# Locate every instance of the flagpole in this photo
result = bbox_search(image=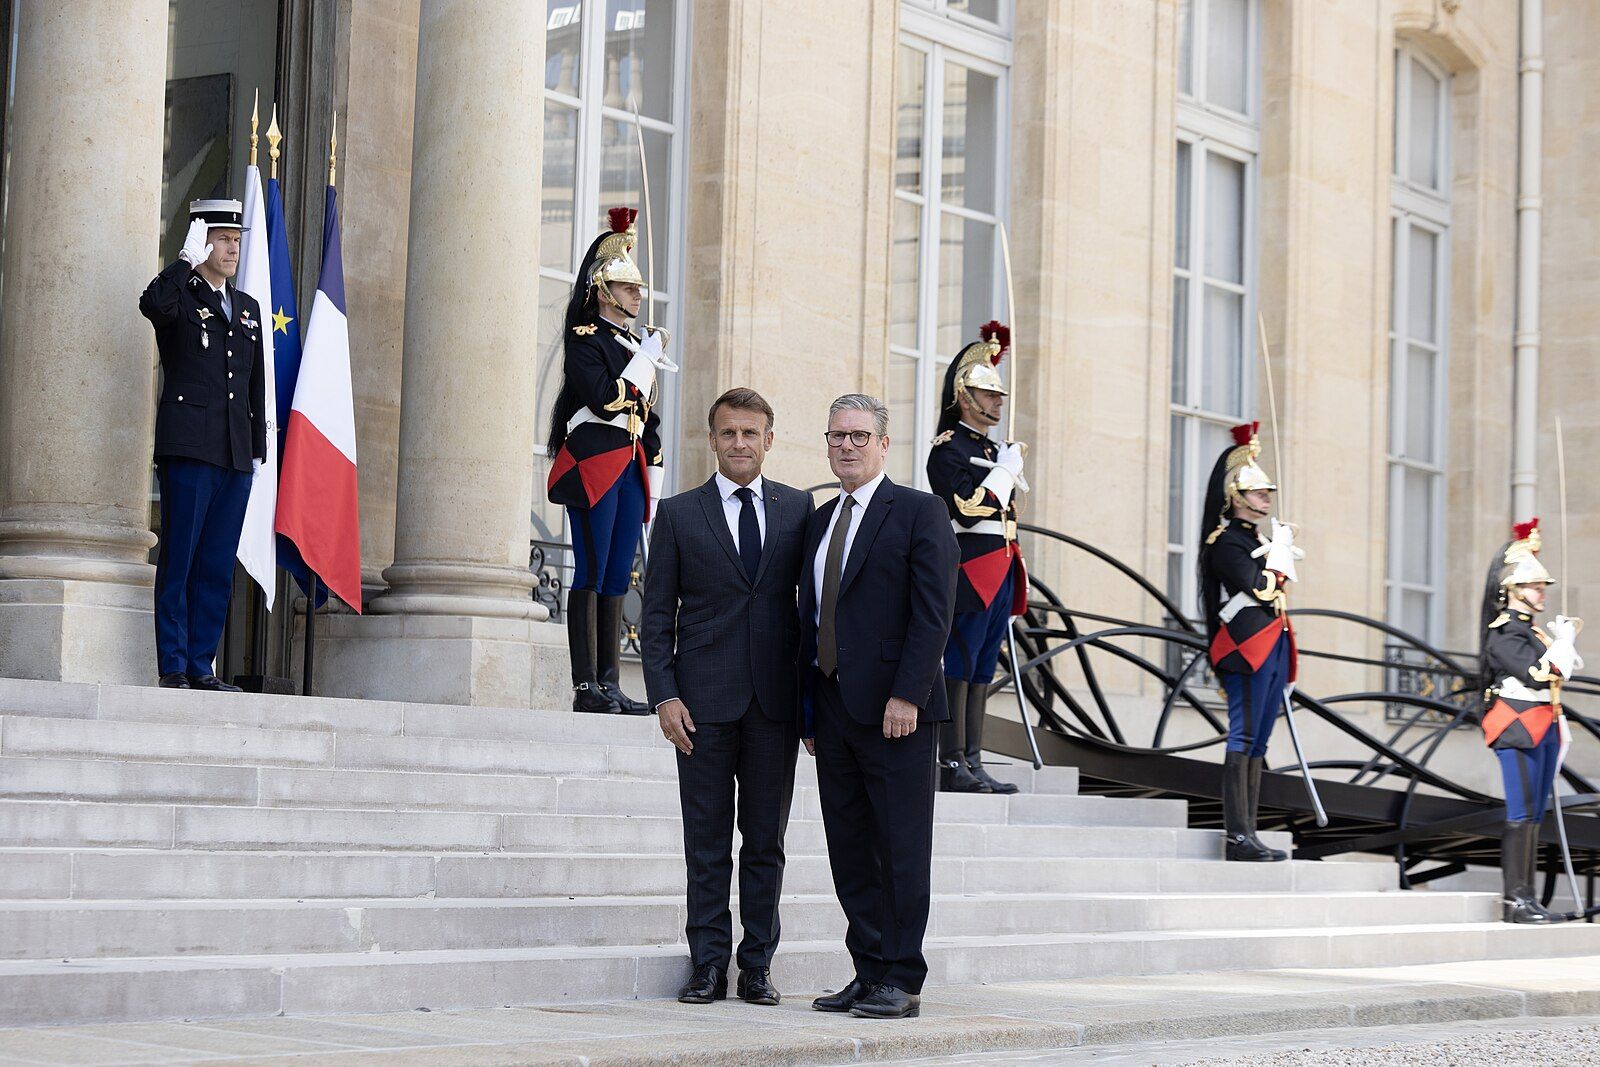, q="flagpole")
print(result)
[247,90,270,685]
